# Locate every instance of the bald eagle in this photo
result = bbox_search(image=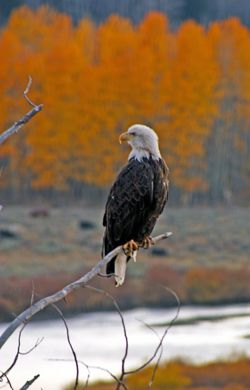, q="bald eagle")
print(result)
[102,124,169,286]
